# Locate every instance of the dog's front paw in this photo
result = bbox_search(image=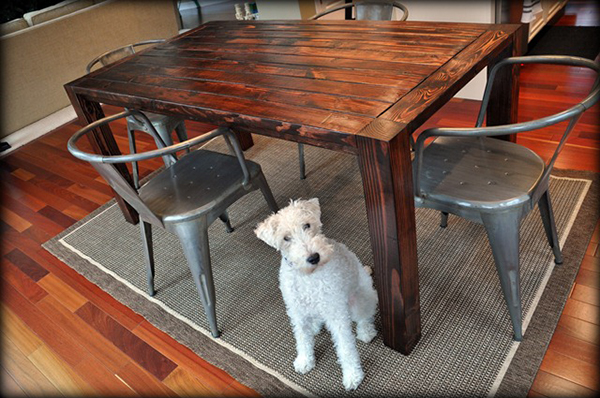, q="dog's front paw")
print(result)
[294,355,315,374]
[342,367,364,391]
[356,321,377,343]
